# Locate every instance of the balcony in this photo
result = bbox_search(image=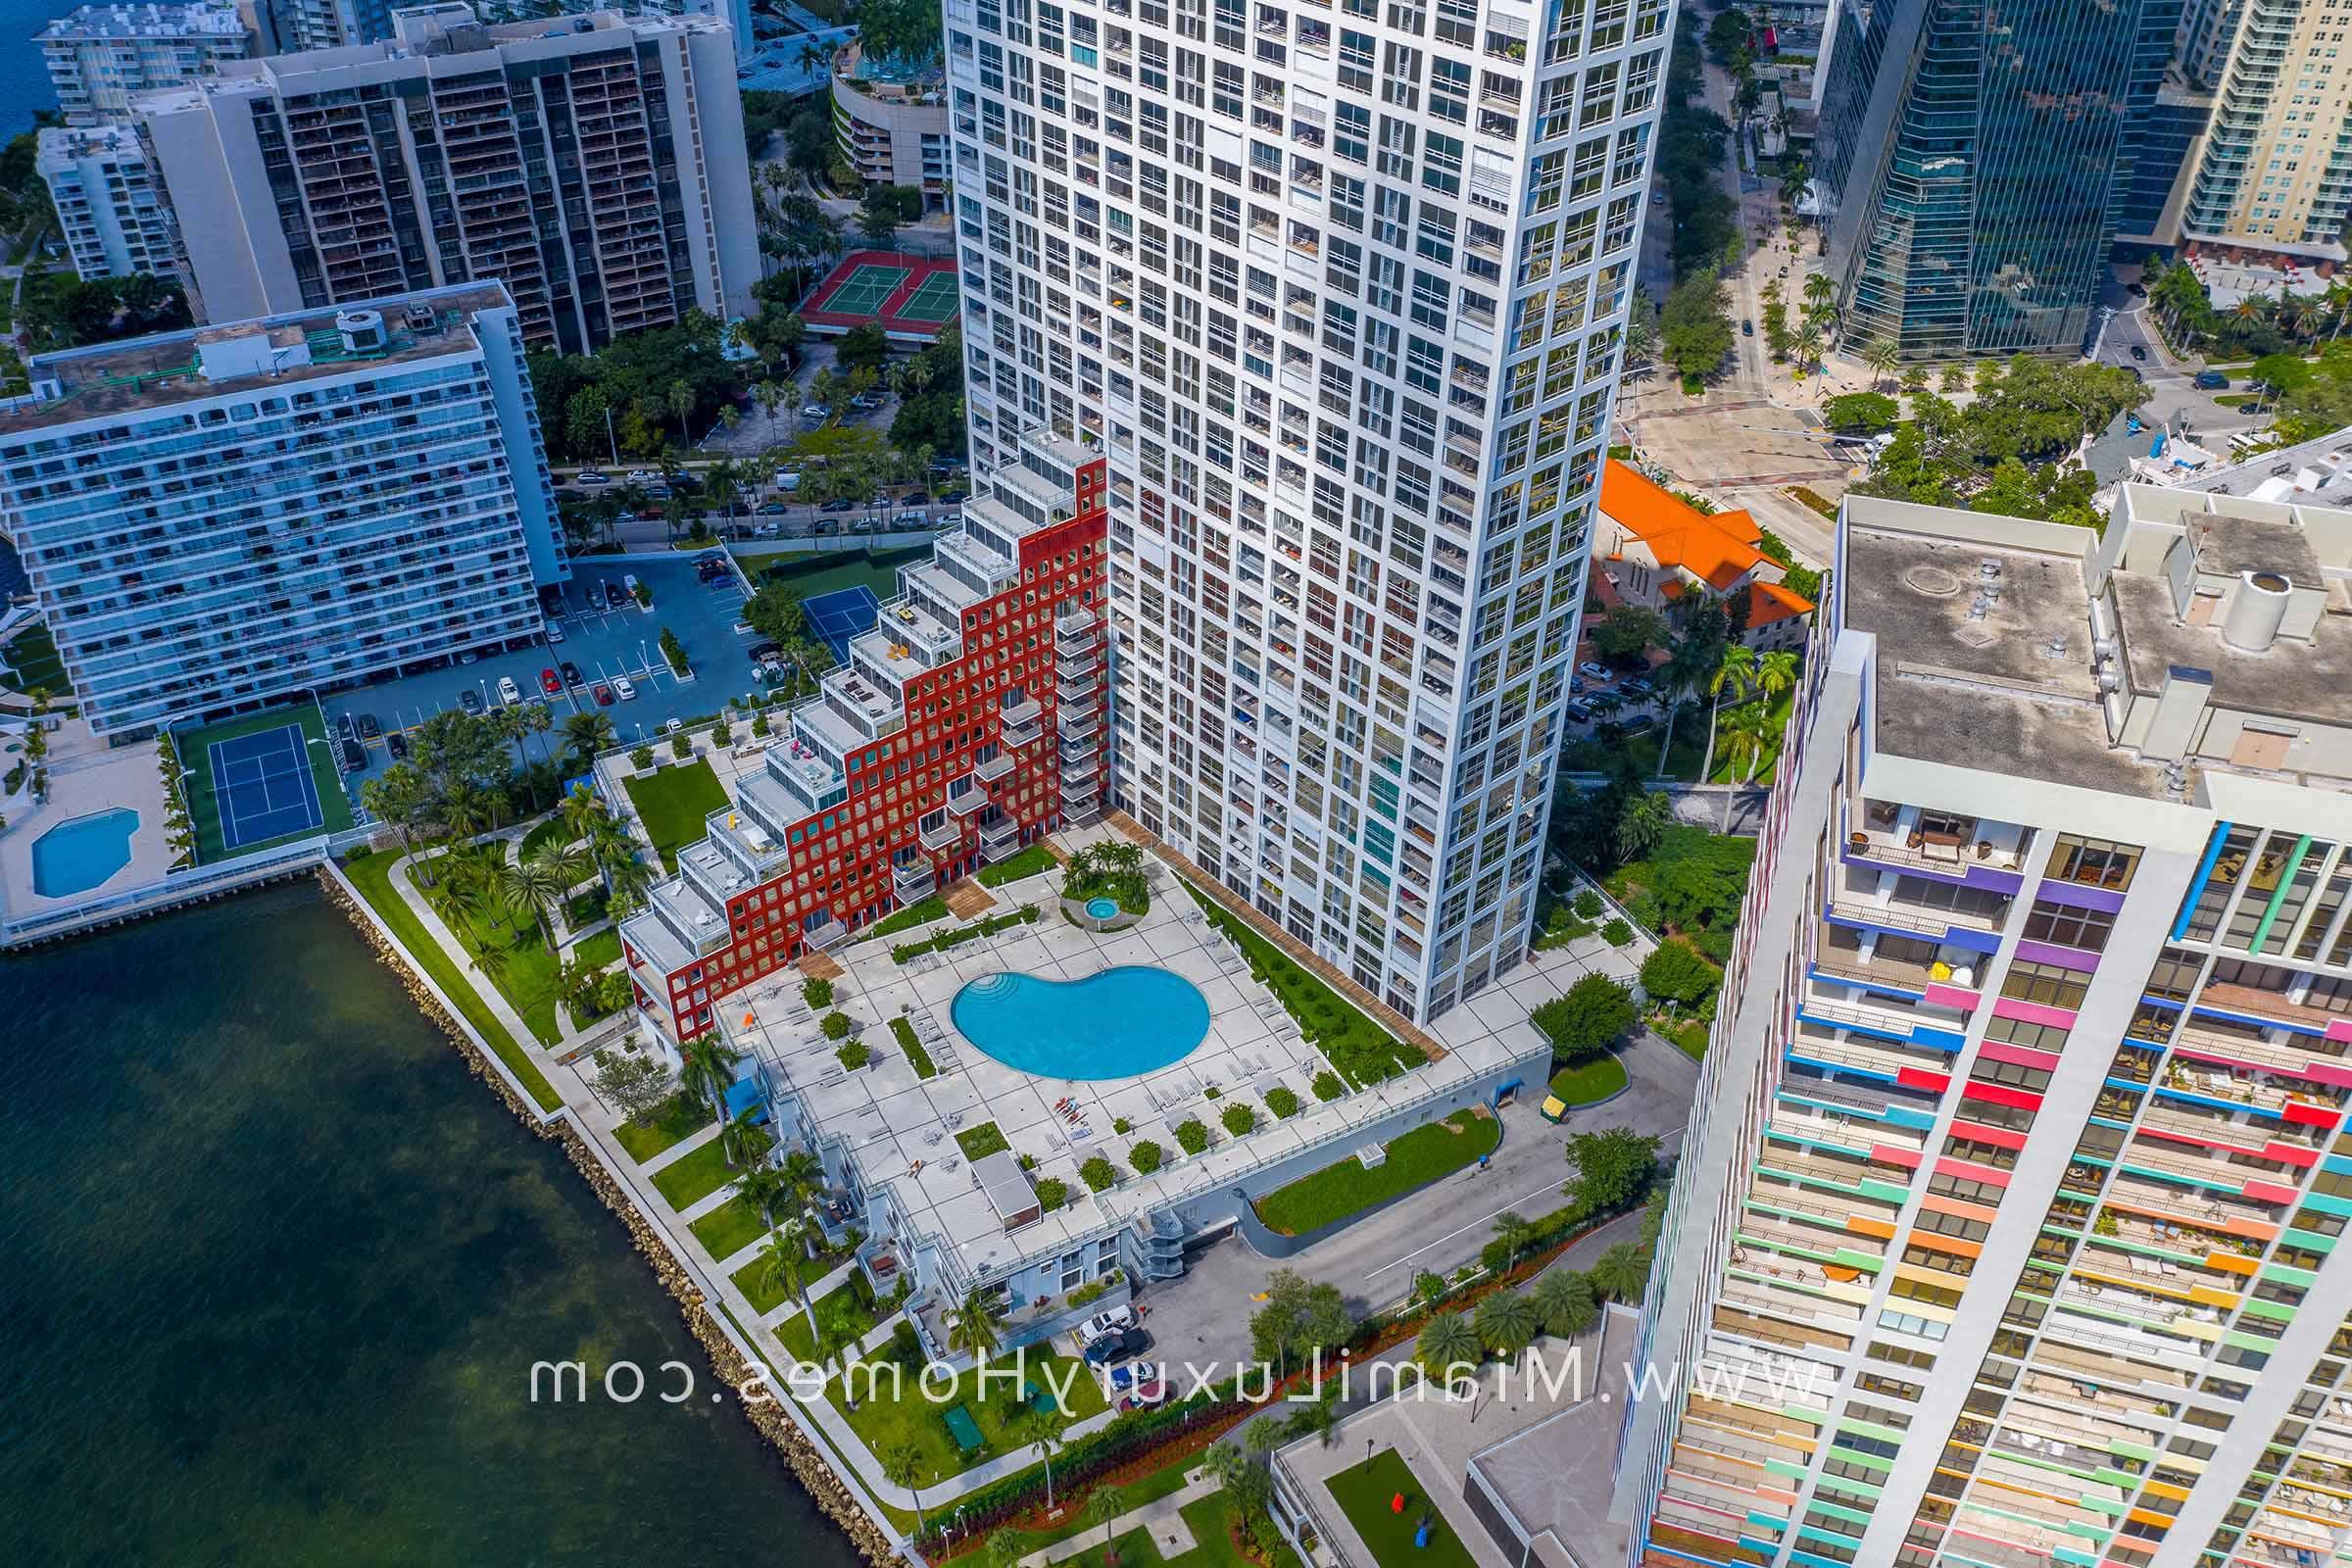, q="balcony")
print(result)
[946,779,988,816]
[893,859,937,899]
[979,816,1021,851]
[1000,695,1043,728]
[919,816,962,851]
[973,750,1014,783]
[804,914,850,951]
